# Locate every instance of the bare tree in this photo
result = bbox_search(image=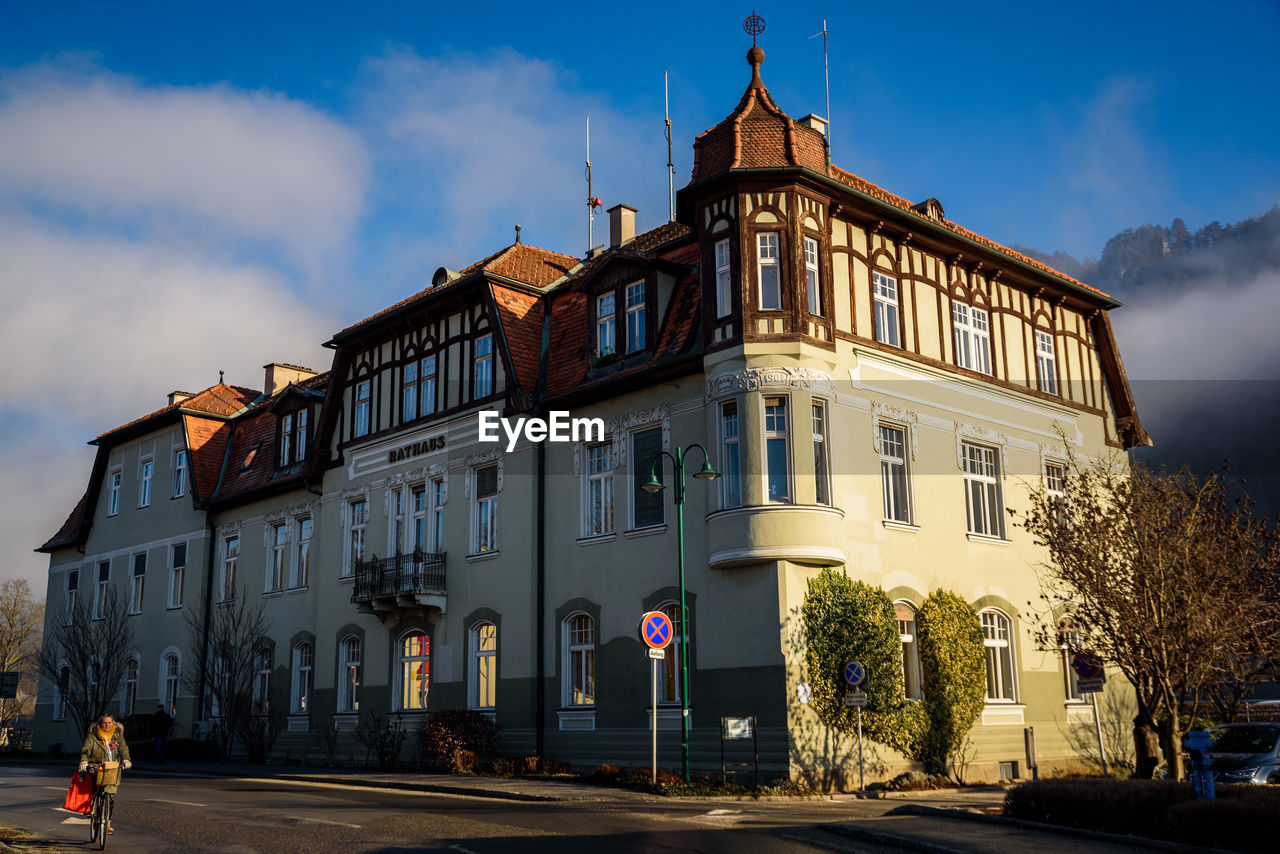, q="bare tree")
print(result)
[1017,454,1280,781]
[37,585,136,739]
[0,579,45,736]
[183,593,270,760]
